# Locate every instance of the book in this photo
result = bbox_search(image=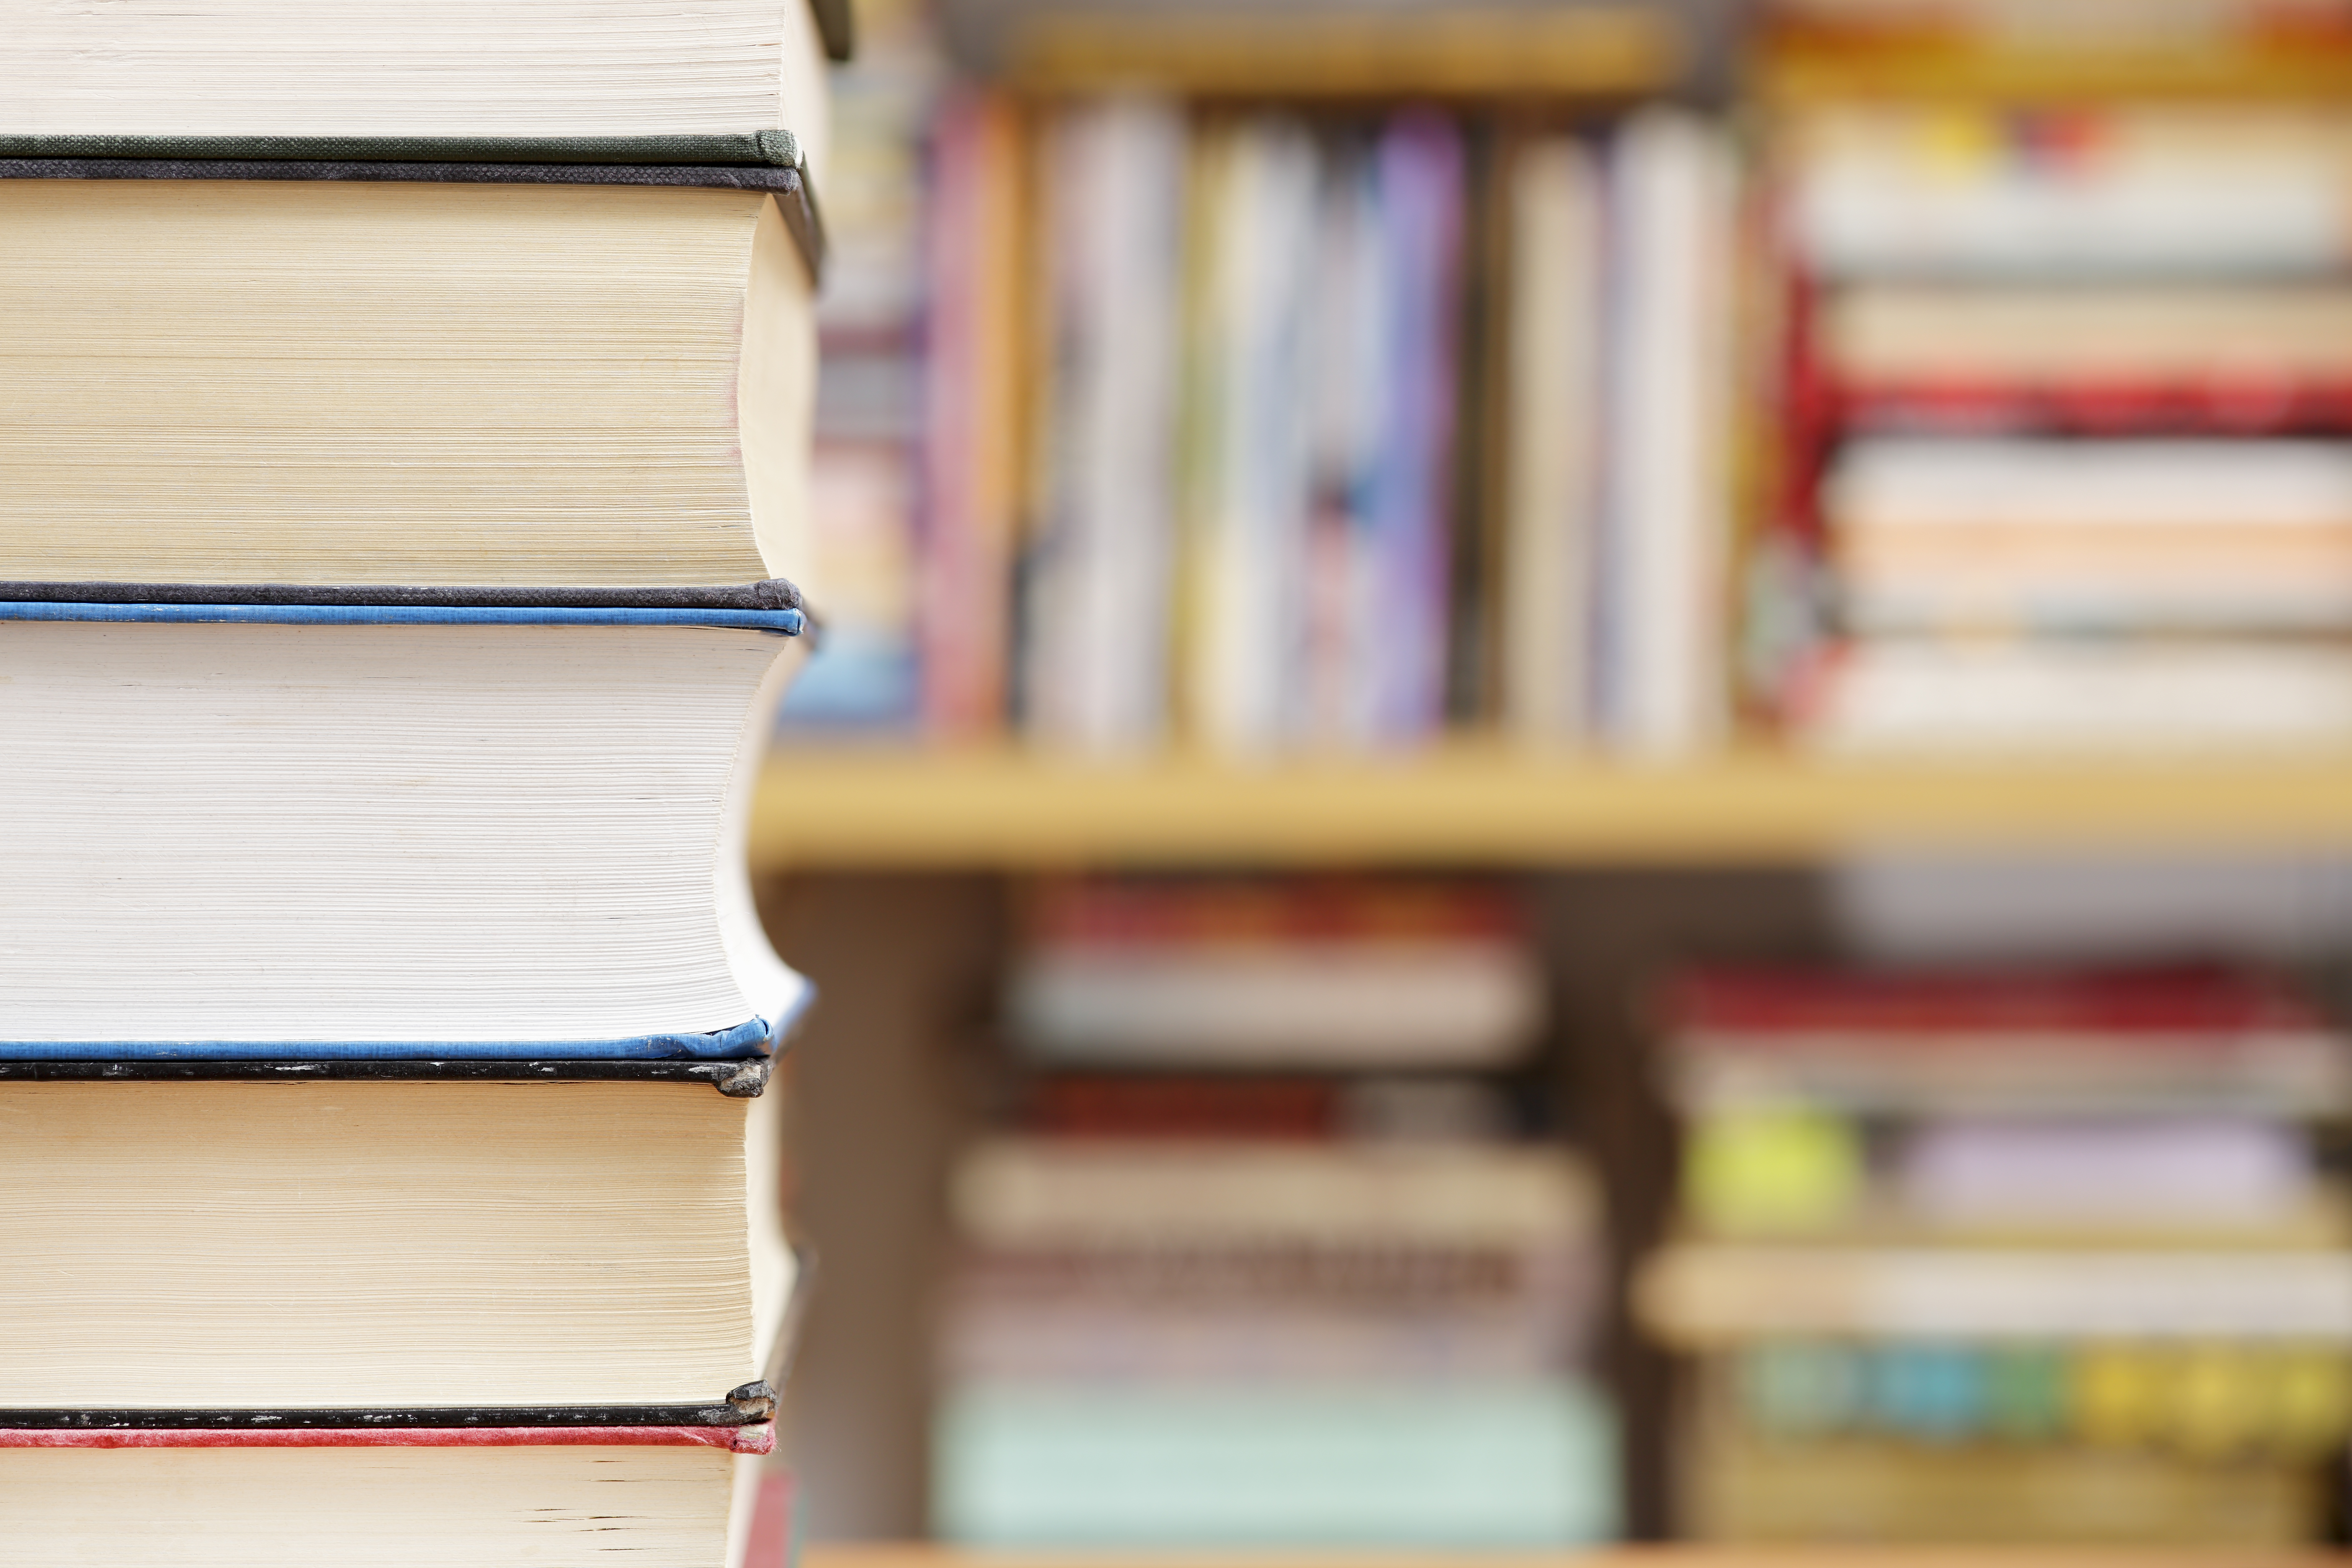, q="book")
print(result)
[1784,104,2352,280]
[0,0,835,189]
[1597,108,1736,756]
[1639,1242,2352,1343]
[0,1424,779,1565]
[1662,964,2352,1115]
[1011,1070,1517,1142]
[1006,878,1544,1068]
[1020,96,1186,752]
[1792,638,2352,752]
[1501,134,1605,745]
[933,1377,1618,1545]
[0,605,806,1055]
[1684,1103,2352,1243]
[1893,1116,2318,1231]
[953,1137,1595,1250]
[1821,282,2352,435]
[1186,114,1322,755]
[1825,437,2352,632]
[0,176,815,590]
[740,1465,800,1568]
[918,88,1026,738]
[1356,111,1469,747]
[941,1235,1594,1382]
[0,1071,797,1416]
